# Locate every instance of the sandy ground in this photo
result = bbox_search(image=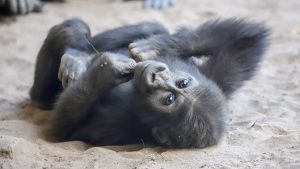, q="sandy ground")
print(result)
[0,0,299,168]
